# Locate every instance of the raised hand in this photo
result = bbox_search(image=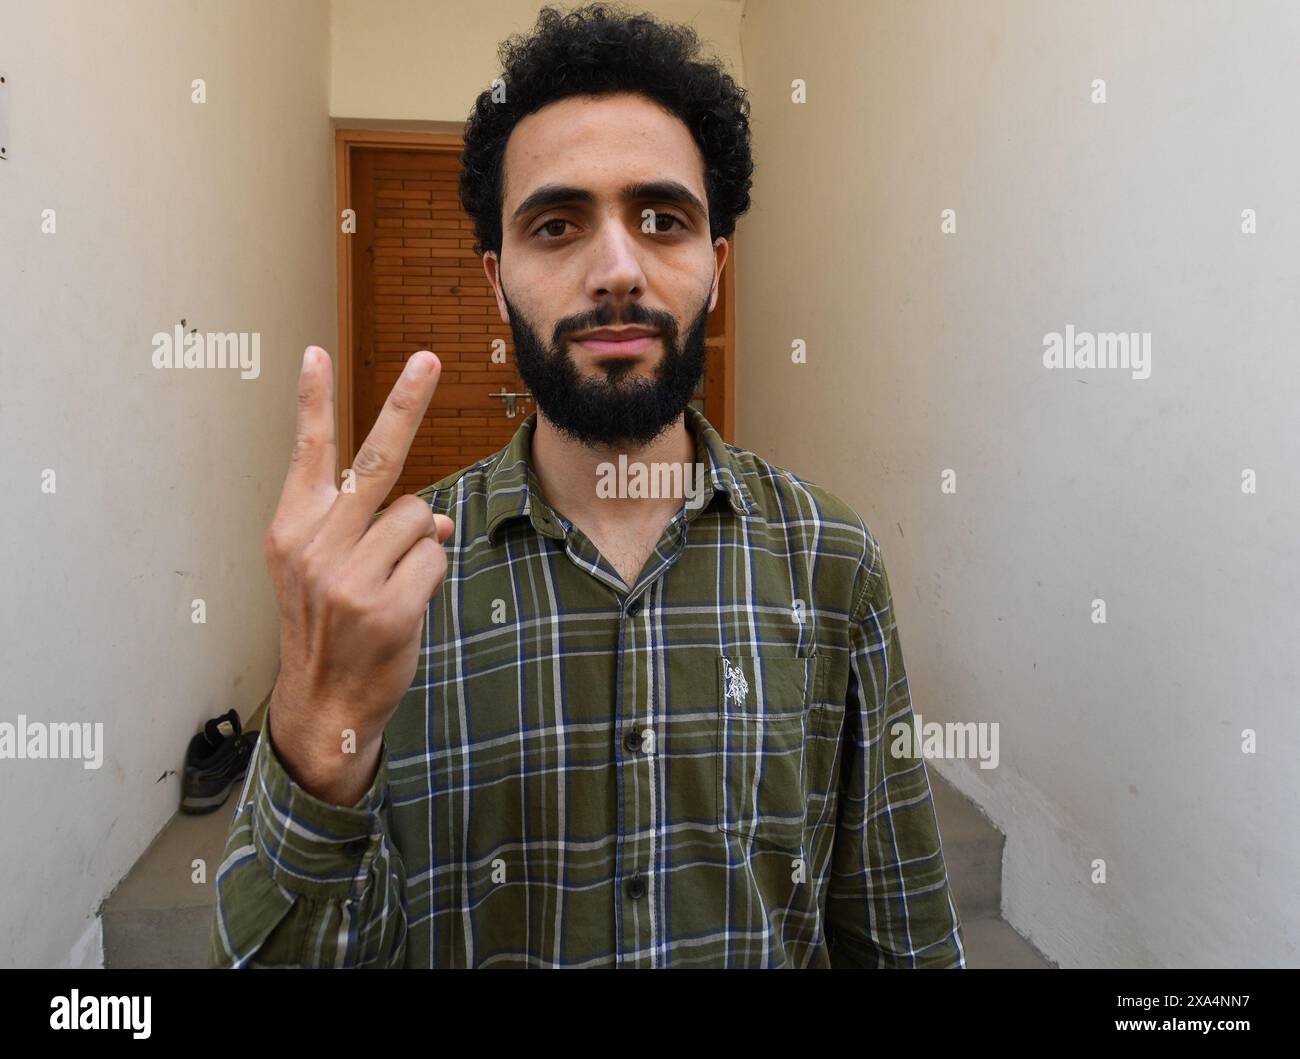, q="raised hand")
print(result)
[262,346,453,805]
